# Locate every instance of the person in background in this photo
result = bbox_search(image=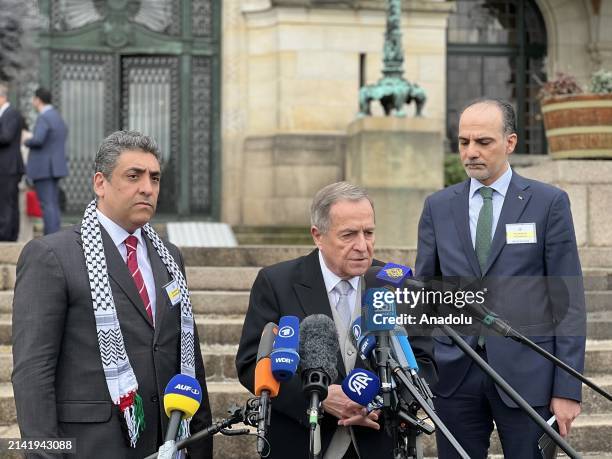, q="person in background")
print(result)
[23,87,68,235]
